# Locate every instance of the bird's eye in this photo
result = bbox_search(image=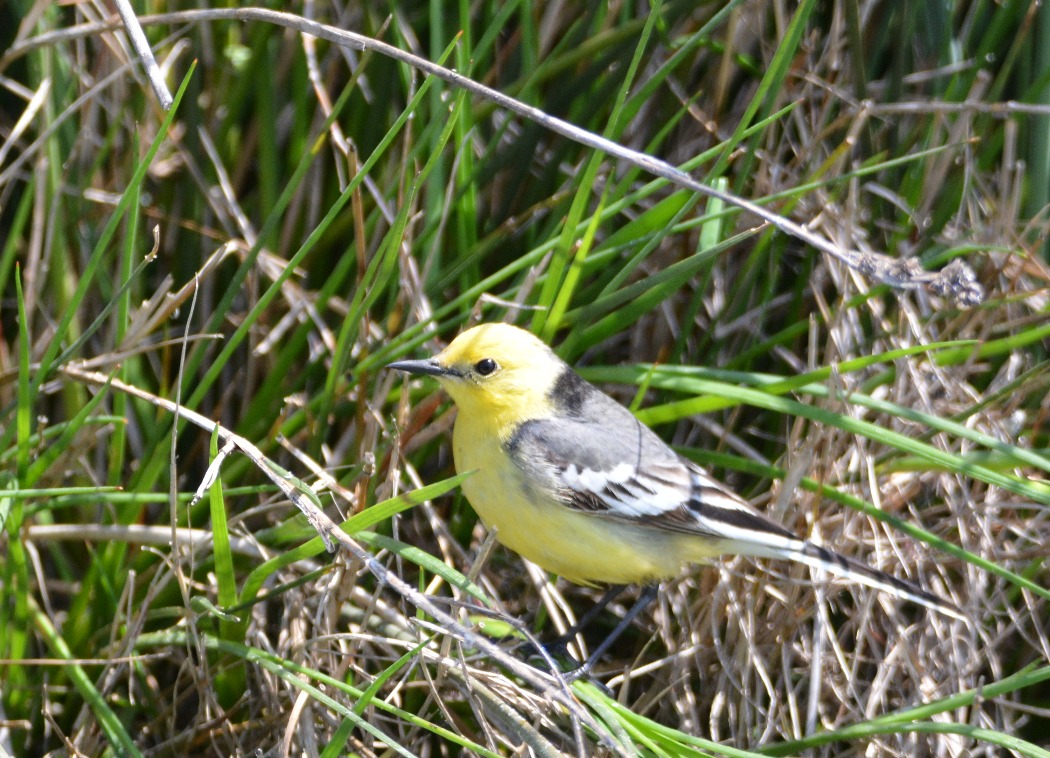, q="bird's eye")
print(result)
[474,358,498,376]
